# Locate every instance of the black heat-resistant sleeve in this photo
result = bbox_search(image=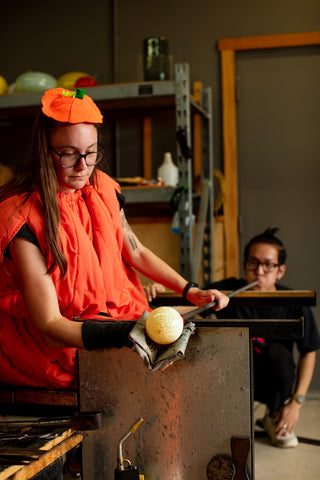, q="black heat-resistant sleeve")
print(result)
[82,321,135,351]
